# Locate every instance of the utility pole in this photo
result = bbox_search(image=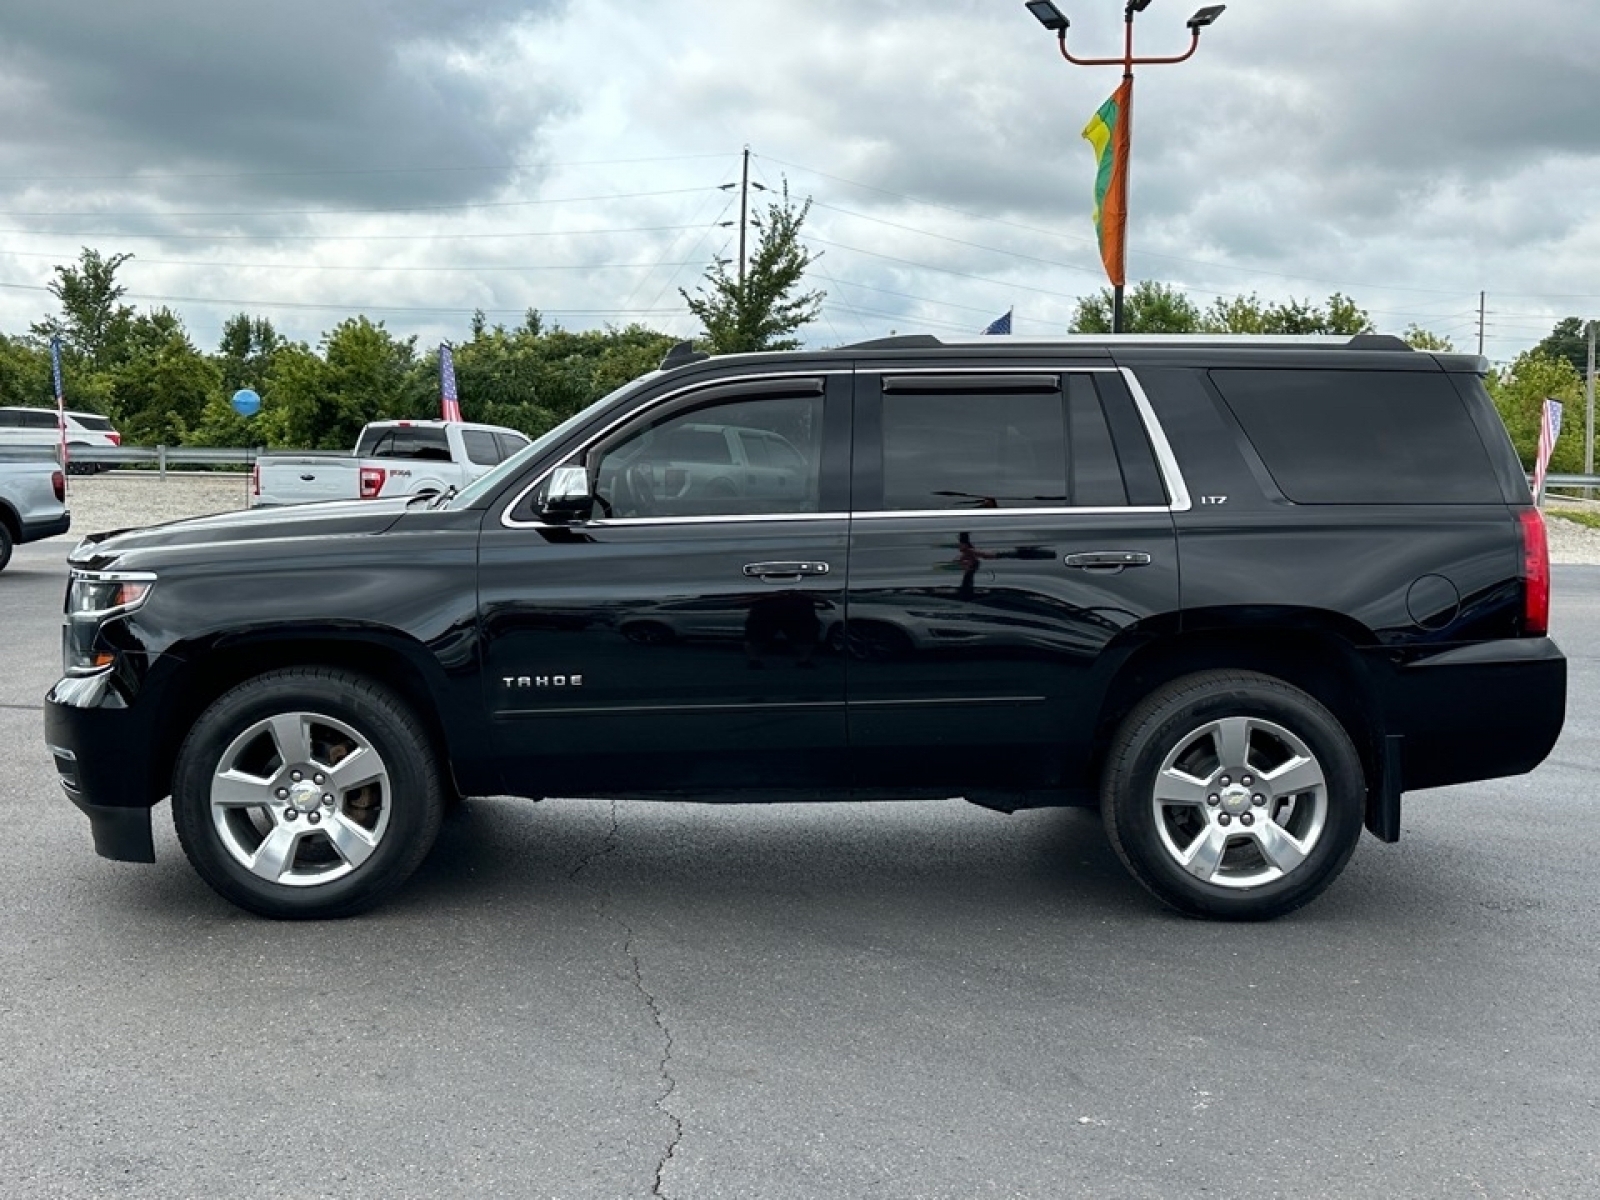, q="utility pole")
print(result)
[738,147,750,291]
[718,146,768,295]
[1586,319,1595,478]
[1478,291,1486,357]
